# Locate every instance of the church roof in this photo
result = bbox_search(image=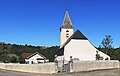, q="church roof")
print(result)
[56,29,88,56]
[72,30,88,39]
[56,47,64,56]
[61,29,88,48]
[61,10,73,29]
